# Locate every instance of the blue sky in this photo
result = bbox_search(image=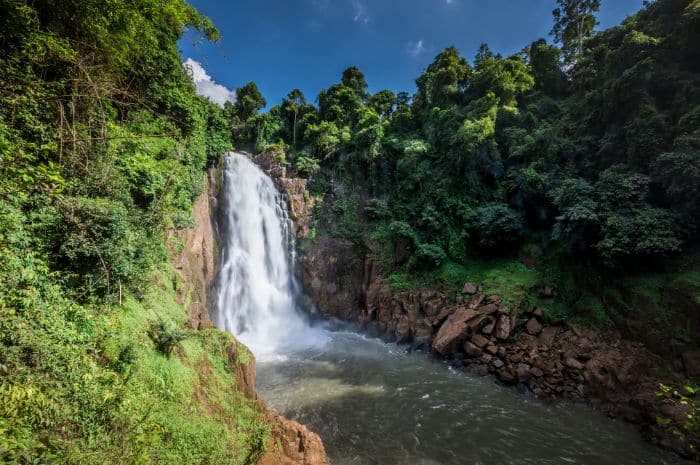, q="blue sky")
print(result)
[179,0,644,108]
